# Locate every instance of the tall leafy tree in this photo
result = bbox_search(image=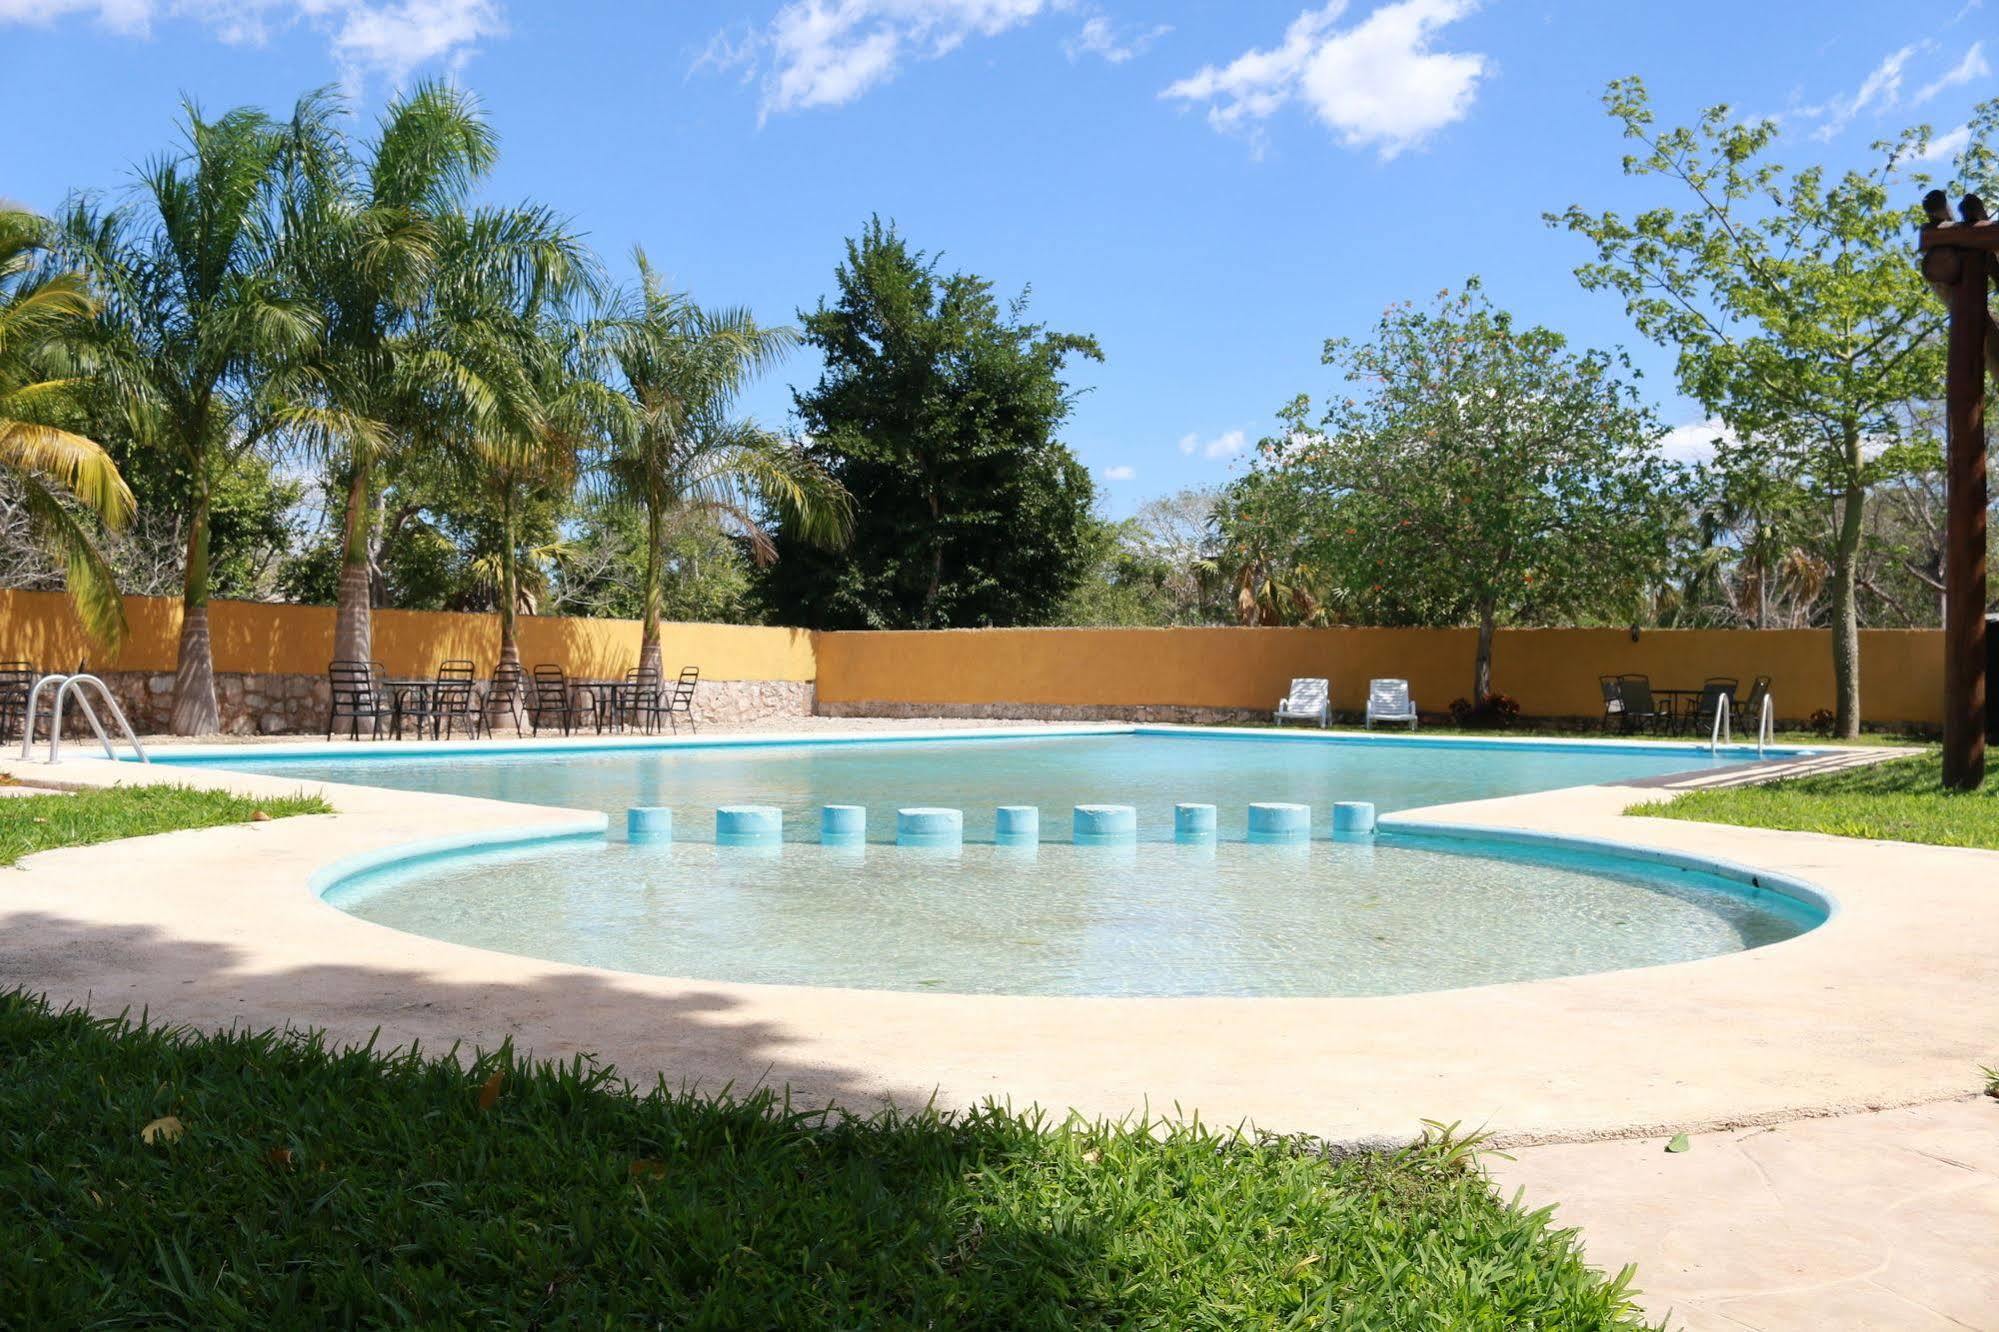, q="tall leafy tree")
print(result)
[763,220,1100,629]
[0,208,134,647]
[1258,283,1676,702]
[1551,80,1995,737]
[599,251,848,675]
[61,99,317,733]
